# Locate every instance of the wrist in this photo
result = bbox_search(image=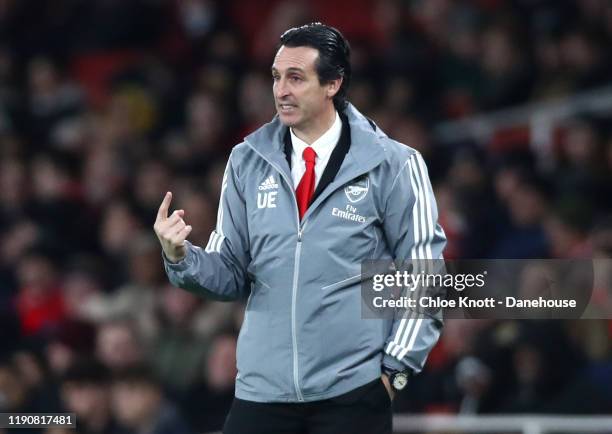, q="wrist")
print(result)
[382,367,413,393]
[163,249,186,264]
